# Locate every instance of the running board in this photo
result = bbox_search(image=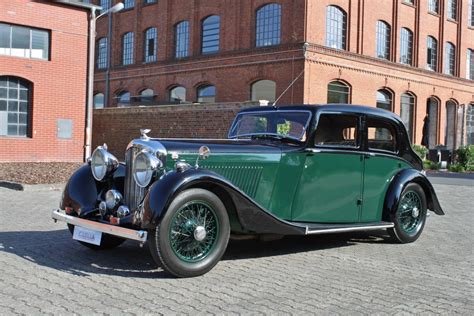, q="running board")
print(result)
[294,222,394,235]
